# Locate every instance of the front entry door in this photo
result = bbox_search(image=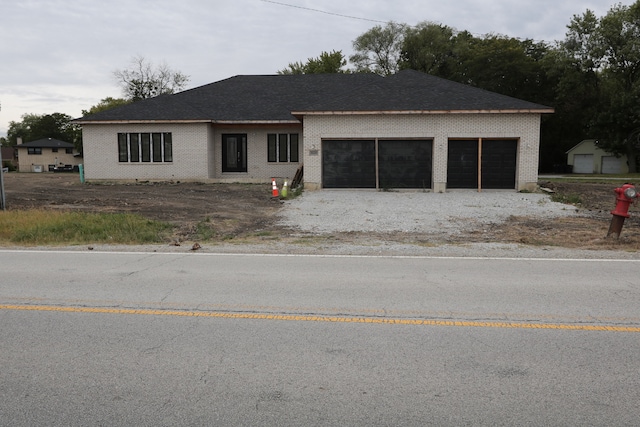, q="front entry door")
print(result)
[222,134,247,172]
